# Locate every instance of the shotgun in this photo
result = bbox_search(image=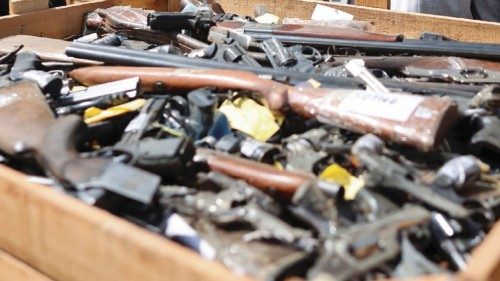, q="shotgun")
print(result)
[213,21,403,43]
[0,82,160,204]
[69,66,459,151]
